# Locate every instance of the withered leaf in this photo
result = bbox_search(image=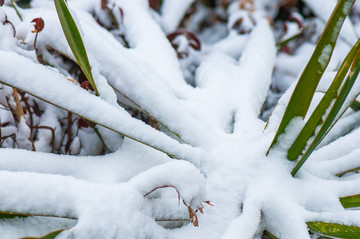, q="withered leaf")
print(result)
[31,18,45,33]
